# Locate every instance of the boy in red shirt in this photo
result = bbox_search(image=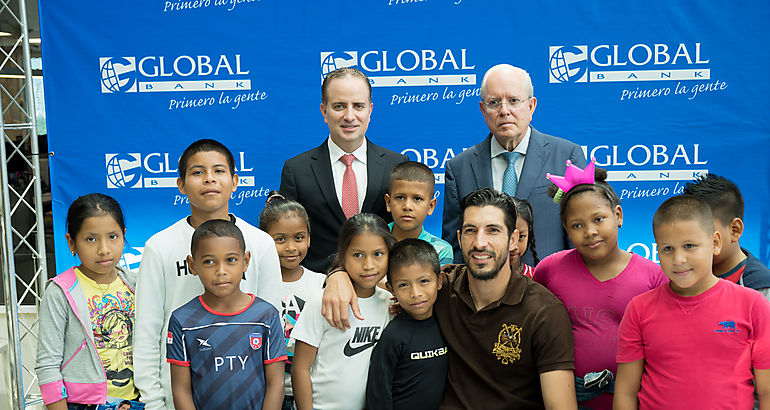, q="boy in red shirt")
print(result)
[614,195,770,409]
